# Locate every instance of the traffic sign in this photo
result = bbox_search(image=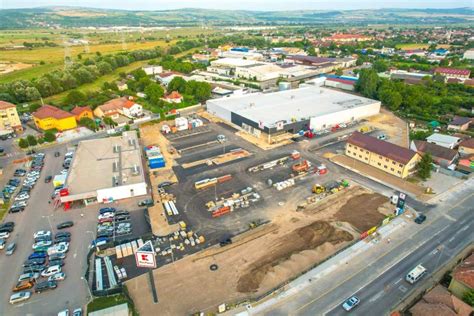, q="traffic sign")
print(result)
[135,240,156,268]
